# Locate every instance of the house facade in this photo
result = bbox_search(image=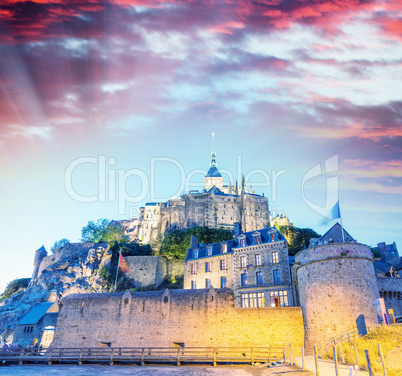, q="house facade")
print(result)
[184,223,294,308]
